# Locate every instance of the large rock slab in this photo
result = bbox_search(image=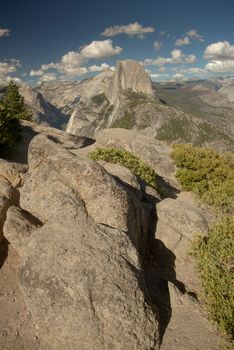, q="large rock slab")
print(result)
[155,192,210,291]
[9,134,160,349]
[20,134,150,254]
